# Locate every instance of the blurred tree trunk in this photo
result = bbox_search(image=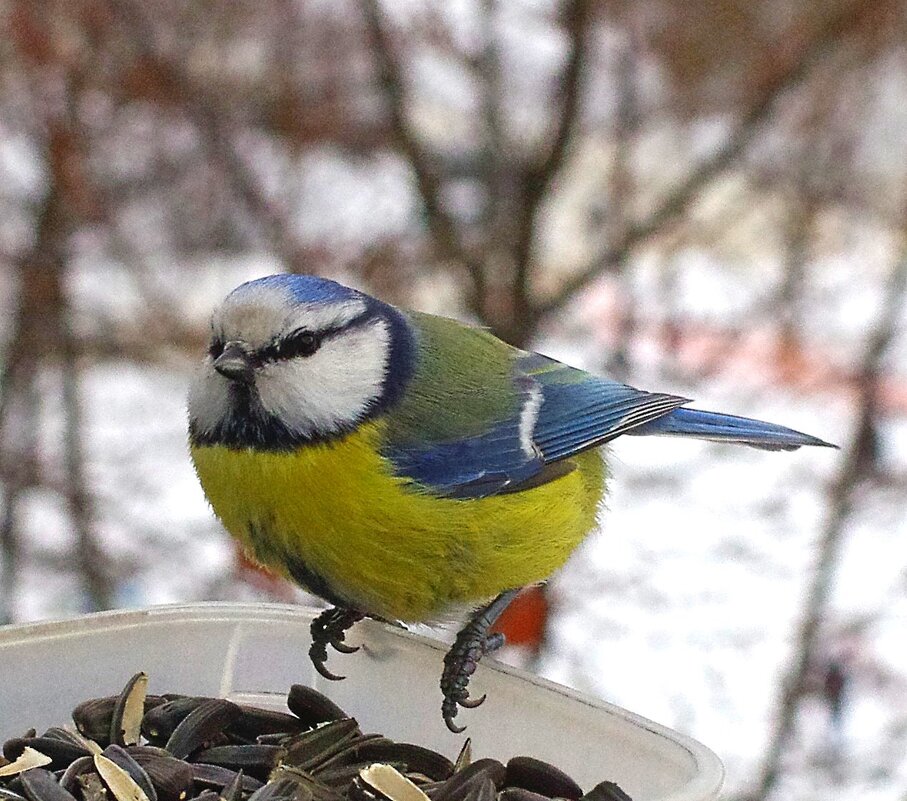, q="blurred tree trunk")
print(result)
[0,57,116,614]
